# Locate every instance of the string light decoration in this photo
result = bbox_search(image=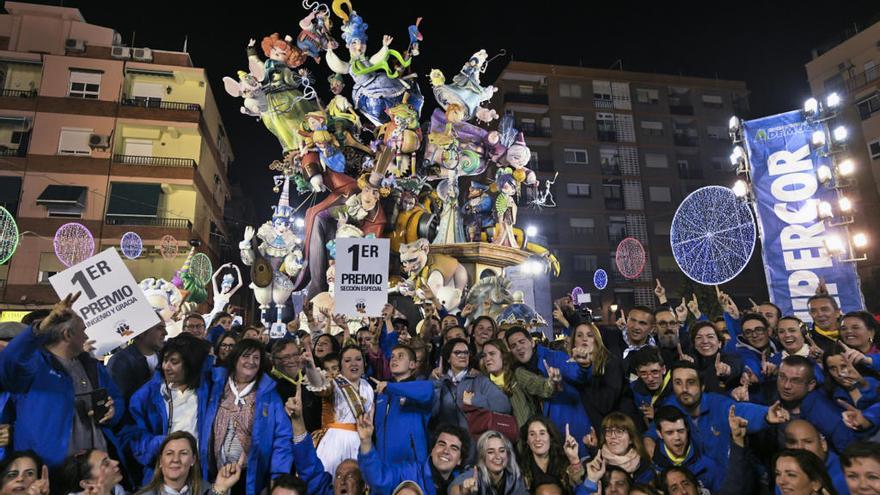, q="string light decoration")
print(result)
[54,223,95,267]
[159,235,179,261]
[670,186,756,285]
[120,232,143,260]
[570,286,584,303]
[189,252,213,286]
[0,207,19,264]
[593,268,608,290]
[615,237,646,280]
